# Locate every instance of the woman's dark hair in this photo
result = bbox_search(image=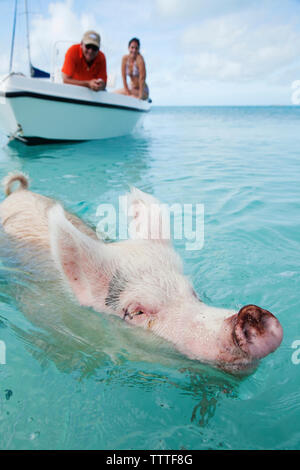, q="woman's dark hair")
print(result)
[128,37,140,49]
